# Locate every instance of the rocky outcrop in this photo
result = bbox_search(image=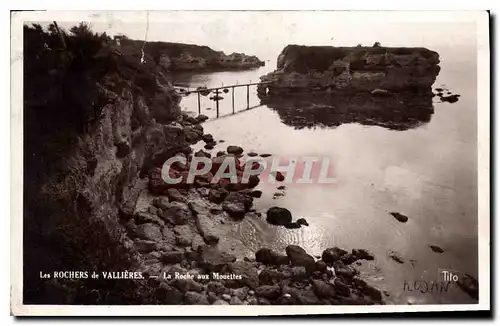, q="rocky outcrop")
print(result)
[120,39,265,72]
[258,44,440,96]
[255,45,441,131]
